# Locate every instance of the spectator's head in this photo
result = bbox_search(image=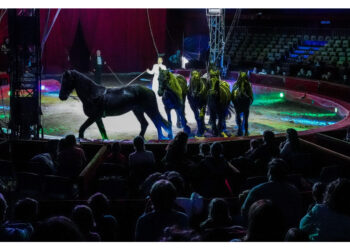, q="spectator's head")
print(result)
[46,140,59,159]
[312,182,326,204]
[14,198,39,223]
[208,198,232,223]
[33,216,84,241]
[72,205,95,233]
[150,180,177,211]
[0,193,7,223]
[250,139,260,150]
[141,172,164,197]
[164,171,186,196]
[98,215,119,241]
[133,136,145,152]
[245,199,285,241]
[286,128,298,142]
[111,142,121,155]
[58,138,68,152]
[65,134,77,148]
[284,228,309,241]
[87,192,110,220]
[267,158,288,182]
[162,226,201,241]
[210,142,223,158]
[96,50,101,56]
[324,178,350,216]
[263,130,275,145]
[167,131,188,154]
[199,143,210,157]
